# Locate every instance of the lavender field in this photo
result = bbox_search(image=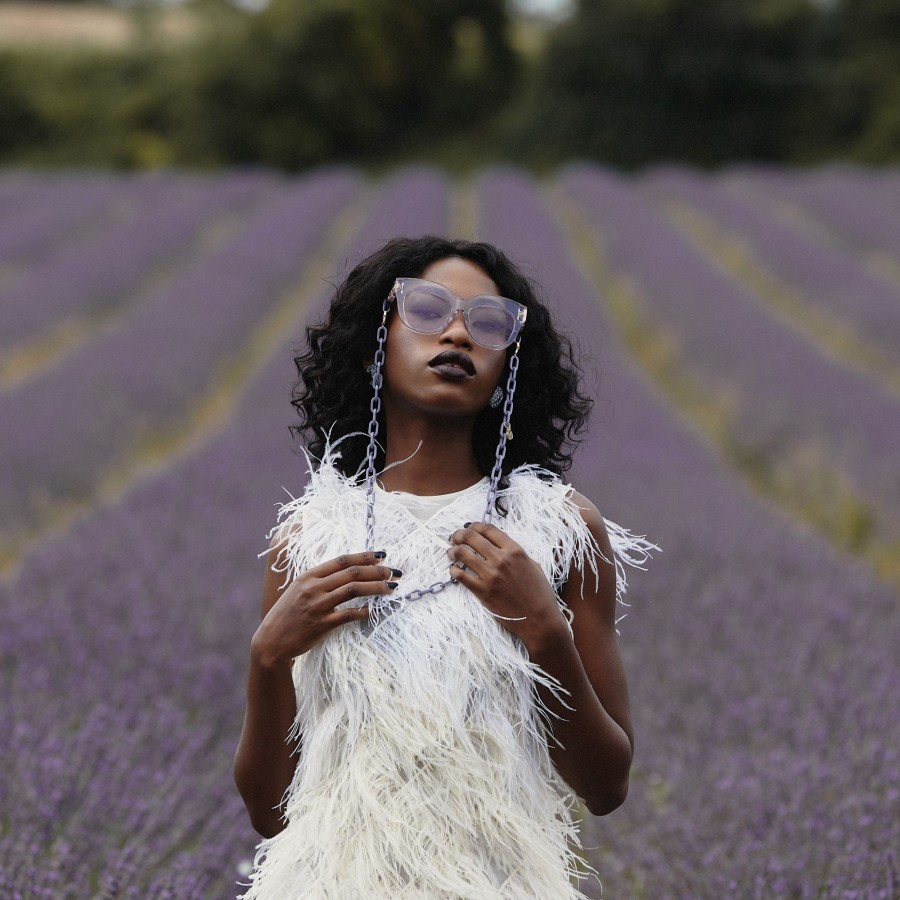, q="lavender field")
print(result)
[560,165,900,558]
[1,165,897,898]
